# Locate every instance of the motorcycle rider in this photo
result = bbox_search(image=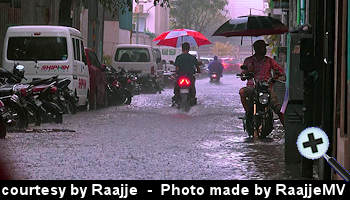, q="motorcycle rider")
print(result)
[239,40,285,125]
[172,42,200,106]
[208,56,224,77]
